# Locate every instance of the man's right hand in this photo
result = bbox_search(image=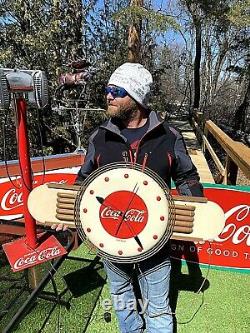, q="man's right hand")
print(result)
[51,223,68,232]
